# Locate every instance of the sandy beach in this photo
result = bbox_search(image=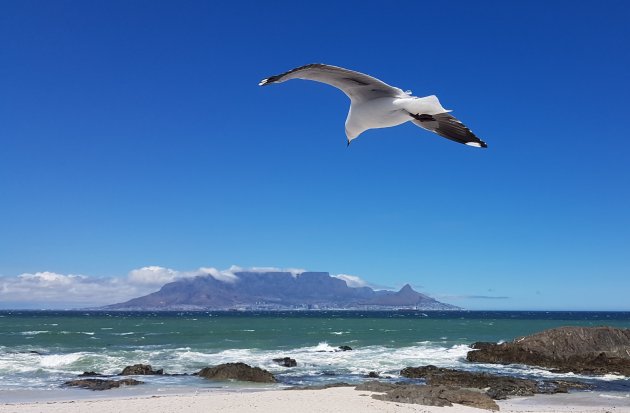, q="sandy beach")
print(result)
[1,388,629,413]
